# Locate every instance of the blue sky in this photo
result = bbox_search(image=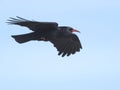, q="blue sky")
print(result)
[0,0,120,90]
